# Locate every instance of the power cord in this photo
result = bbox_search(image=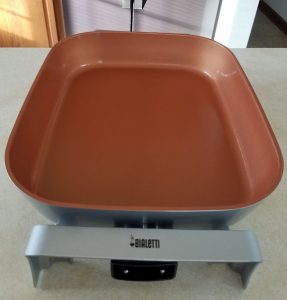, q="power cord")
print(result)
[130,0,135,32]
